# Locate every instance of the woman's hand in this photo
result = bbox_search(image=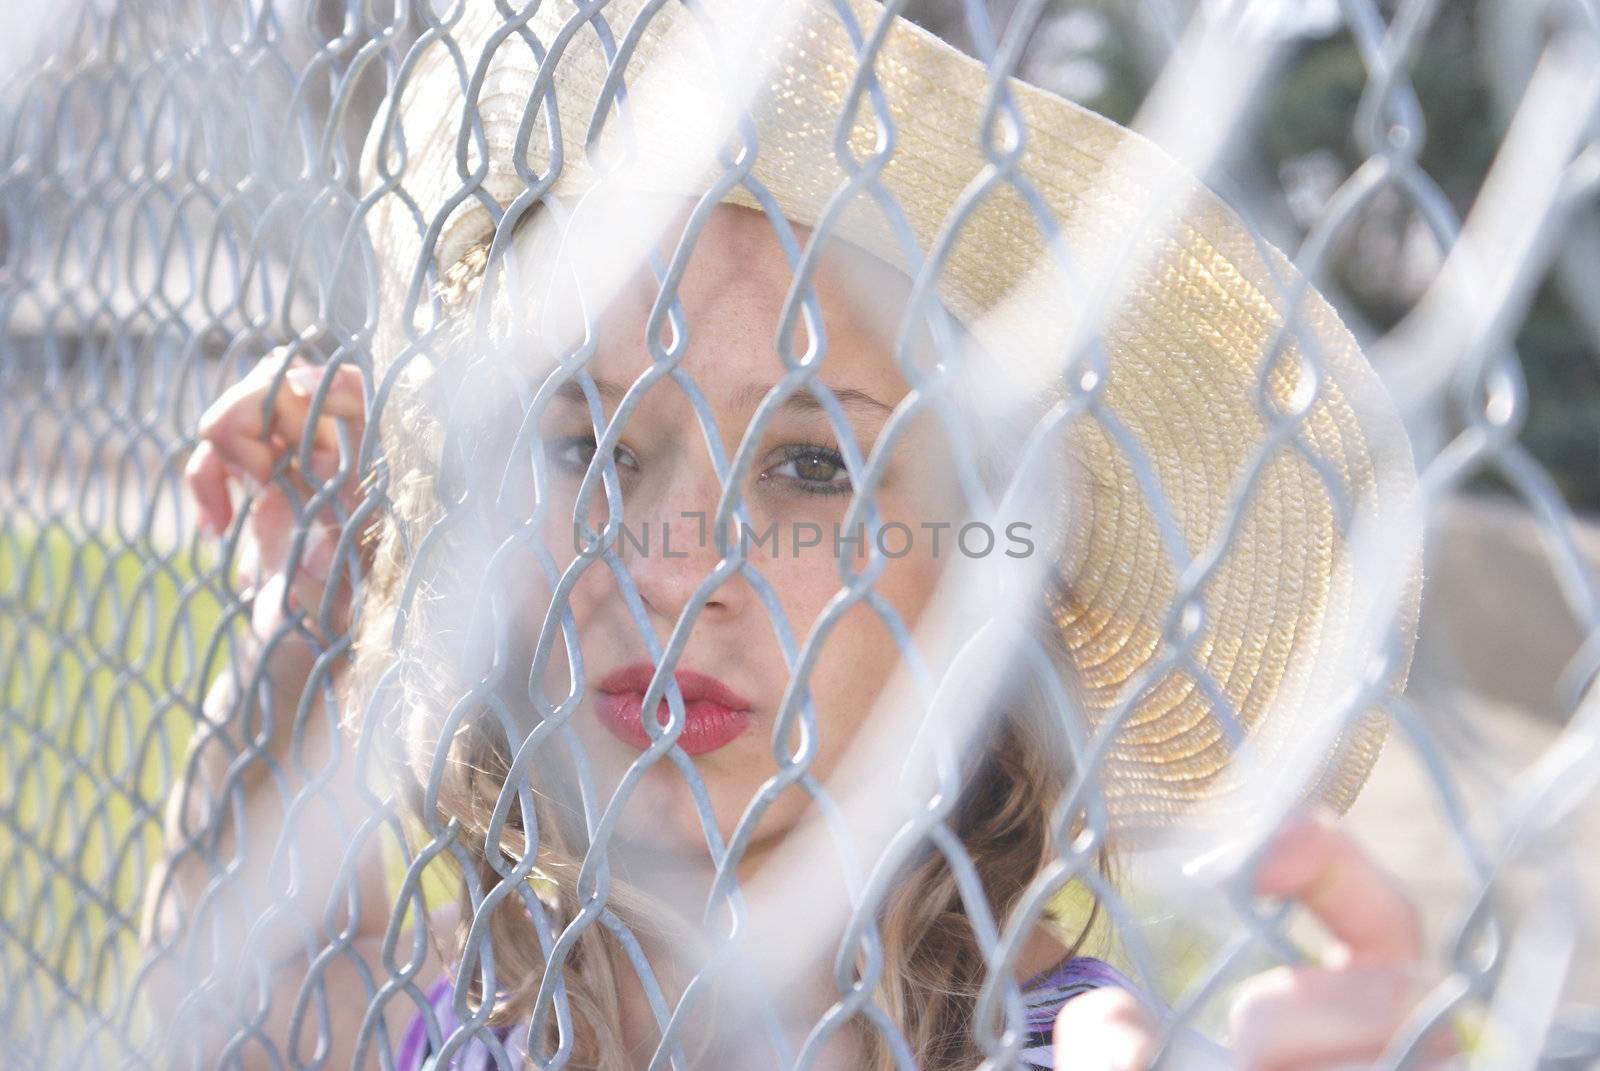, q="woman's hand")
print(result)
[1056,808,1463,1069]
[185,347,371,643]
[145,349,381,1066]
